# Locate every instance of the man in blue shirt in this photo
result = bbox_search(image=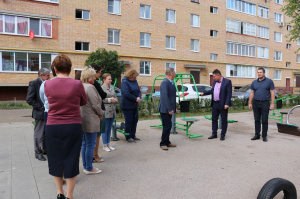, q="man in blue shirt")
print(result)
[248,68,275,142]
